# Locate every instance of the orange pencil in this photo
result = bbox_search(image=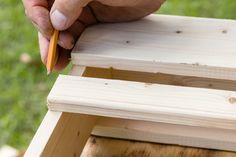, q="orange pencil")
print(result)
[46,29,59,75]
